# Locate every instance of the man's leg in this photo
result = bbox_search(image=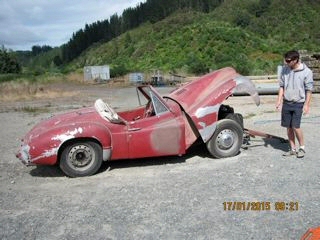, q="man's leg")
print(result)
[287,128,296,150]
[292,103,305,158]
[282,103,297,156]
[294,128,304,147]
[282,127,297,156]
[294,127,305,158]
